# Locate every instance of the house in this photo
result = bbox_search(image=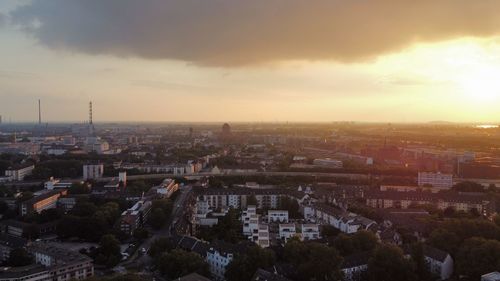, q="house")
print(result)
[423,246,453,280]
[341,252,370,281]
[278,224,297,242]
[268,210,289,223]
[301,224,320,241]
